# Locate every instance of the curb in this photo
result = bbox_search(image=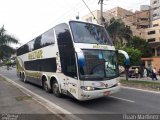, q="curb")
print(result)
[0,74,82,120]
[122,86,160,94]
